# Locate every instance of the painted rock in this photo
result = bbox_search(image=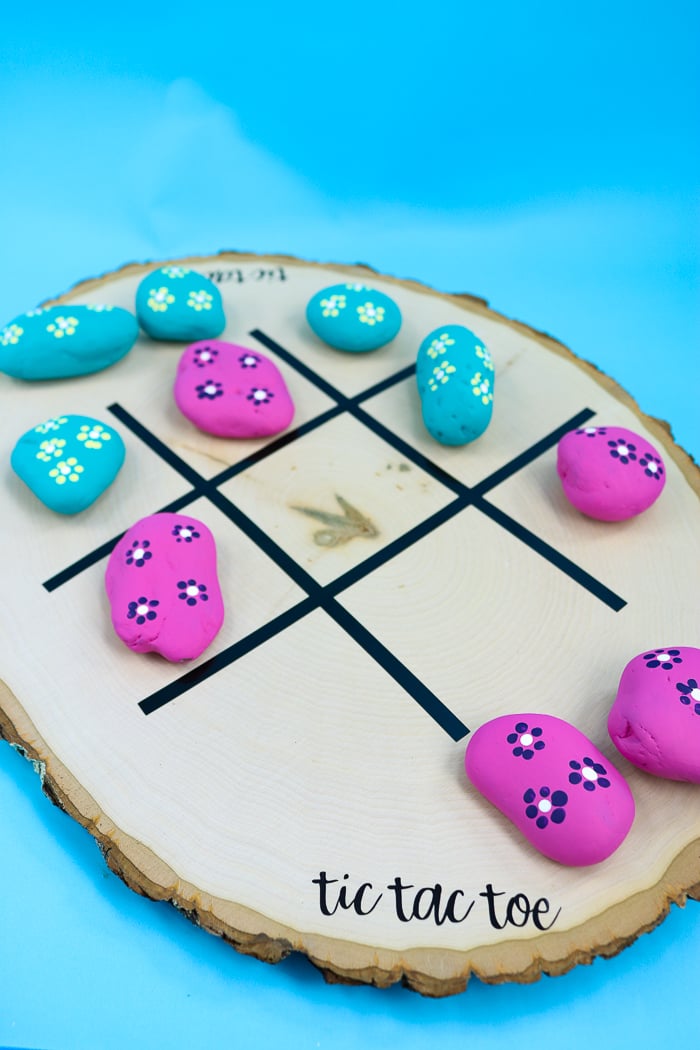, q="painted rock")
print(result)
[105,512,224,662]
[415,325,495,445]
[557,425,666,521]
[465,713,635,866]
[0,305,138,380]
[135,266,225,342]
[11,414,125,514]
[306,282,401,352]
[174,340,294,438]
[608,647,700,783]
